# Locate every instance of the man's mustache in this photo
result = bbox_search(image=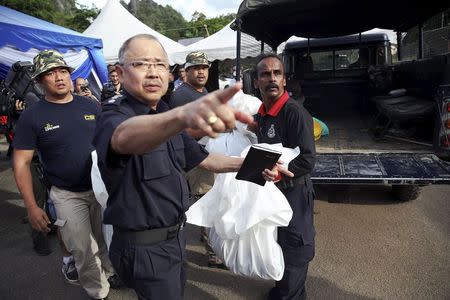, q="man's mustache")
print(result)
[265,83,278,91]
